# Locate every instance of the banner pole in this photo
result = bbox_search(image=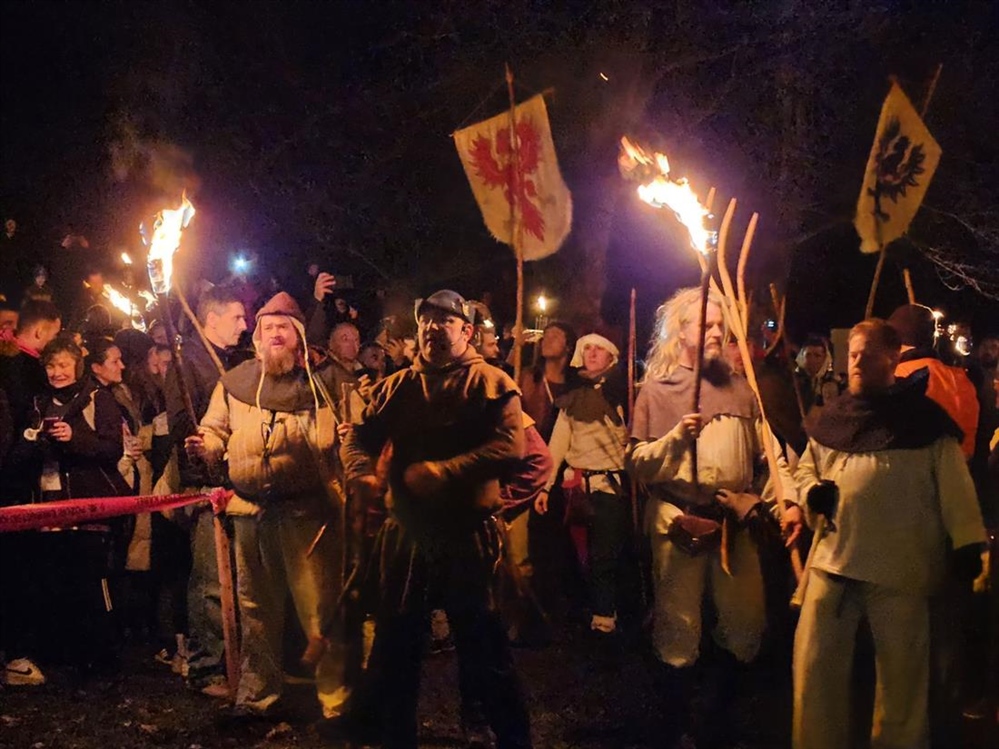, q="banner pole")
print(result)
[506,63,525,383]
